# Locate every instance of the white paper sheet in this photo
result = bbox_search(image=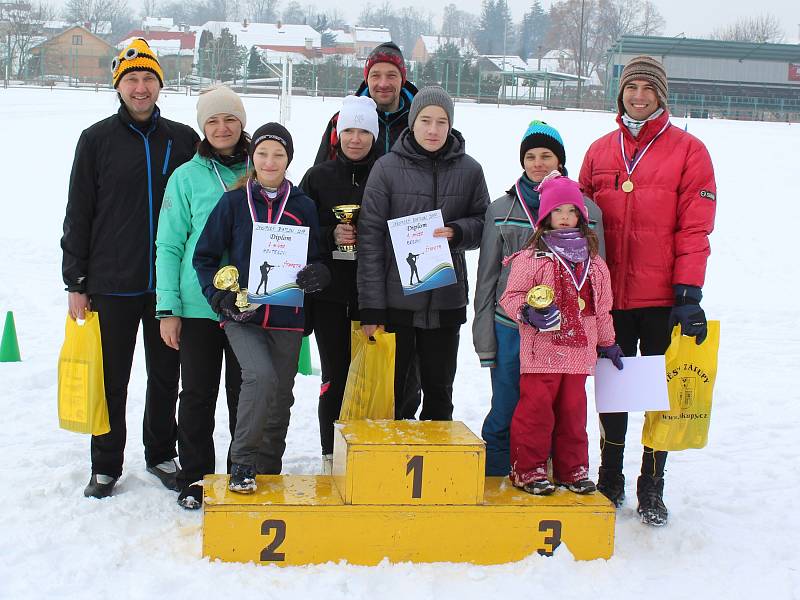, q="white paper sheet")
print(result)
[387,209,456,295]
[594,355,670,413]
